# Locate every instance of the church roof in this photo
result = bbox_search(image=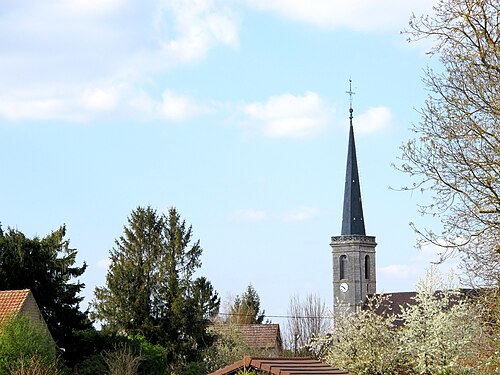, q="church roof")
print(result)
[341,107,366,235]
[366,289,480,326]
